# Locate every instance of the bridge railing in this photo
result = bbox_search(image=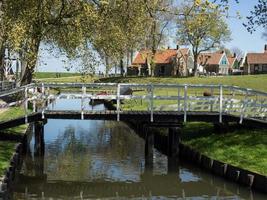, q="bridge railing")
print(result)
[0,82,266,124]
